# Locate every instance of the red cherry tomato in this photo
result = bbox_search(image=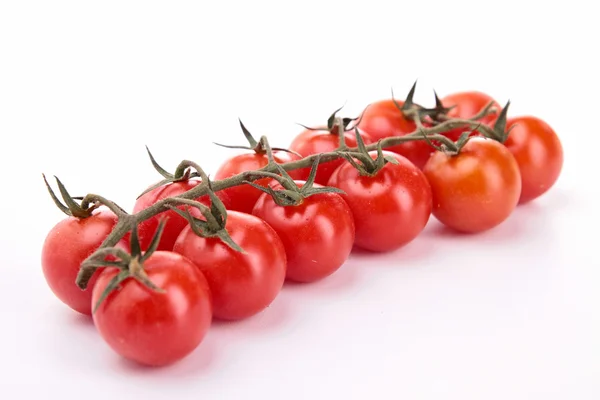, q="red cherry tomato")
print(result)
[41,208,124,316]
[215,151,298,214]
[288,127,372,184]
[441,91,501,141]
[173,211,287,320]
[132,180,211,251]
[92,251,213,367]
[327,151,432,252]
[423,137,521,233]
[252,182,355,283]
[357,99,432,169]
[504,116,563,204]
